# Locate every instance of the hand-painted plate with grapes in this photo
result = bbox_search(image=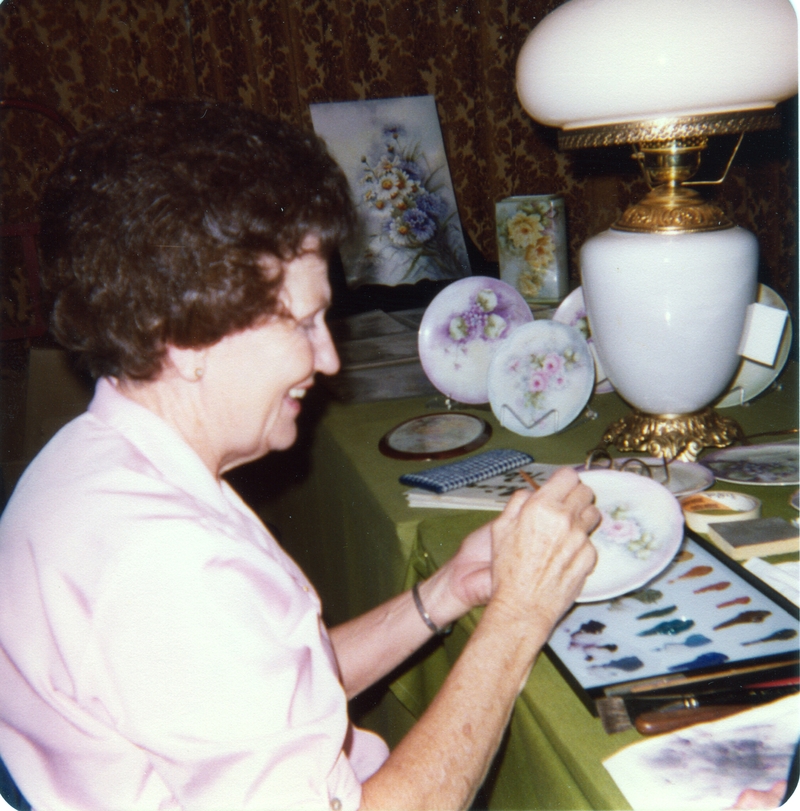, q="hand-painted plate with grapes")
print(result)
[487,320,594,437]
[418,277,533,404]
[577,470,684,603]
